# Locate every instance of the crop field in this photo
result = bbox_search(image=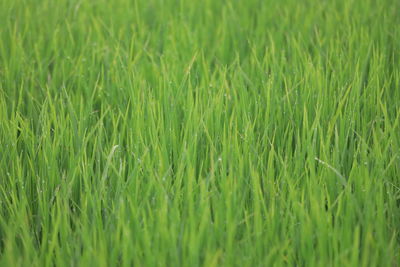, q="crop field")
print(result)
[0,0,399,266]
